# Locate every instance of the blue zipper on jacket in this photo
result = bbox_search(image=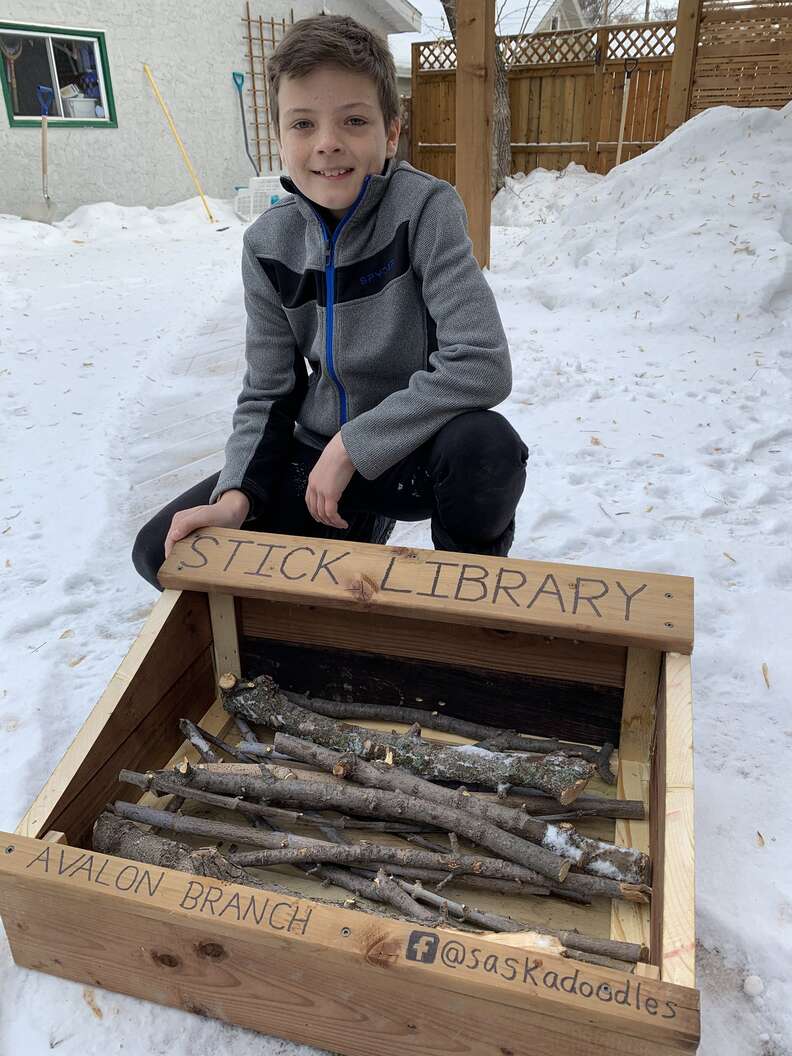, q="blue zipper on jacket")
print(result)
[309,175,372,426]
